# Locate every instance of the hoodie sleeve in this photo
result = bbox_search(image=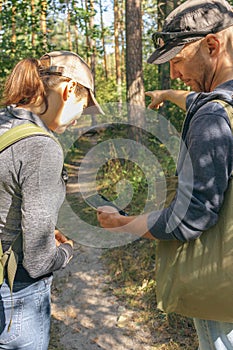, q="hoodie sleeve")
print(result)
[14,136,73,278]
